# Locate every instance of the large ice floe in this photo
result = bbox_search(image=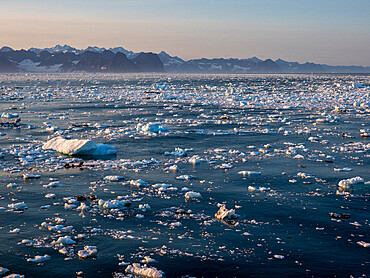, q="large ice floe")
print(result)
[125,263,164,278]
[136,122,168,134]
[42,136,116,156]
[338,177,364,189]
